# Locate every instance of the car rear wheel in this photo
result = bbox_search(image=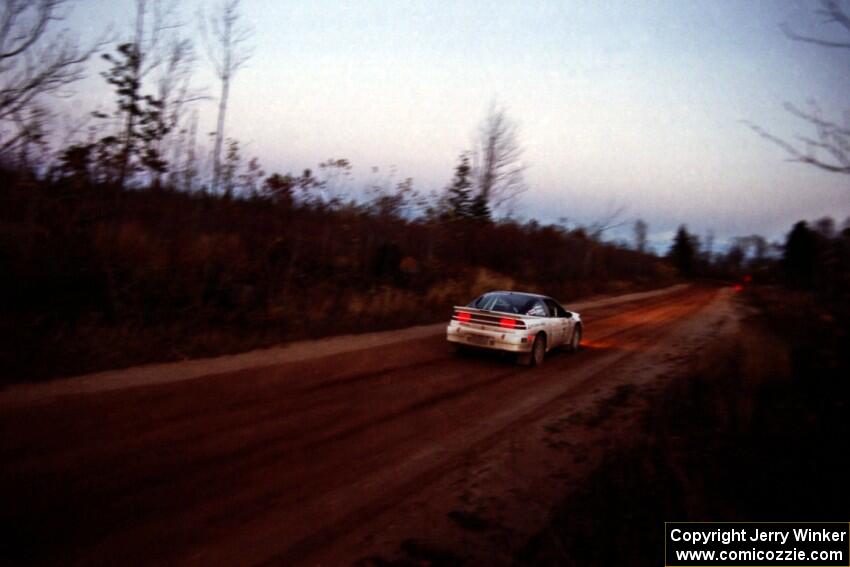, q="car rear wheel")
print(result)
[519,334,546,367]
[568,325,582,352]
[532,334,546,366]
